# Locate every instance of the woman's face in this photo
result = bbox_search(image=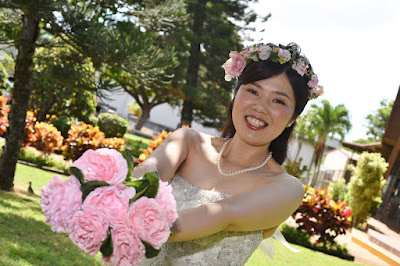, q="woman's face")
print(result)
[232,73,296,146]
